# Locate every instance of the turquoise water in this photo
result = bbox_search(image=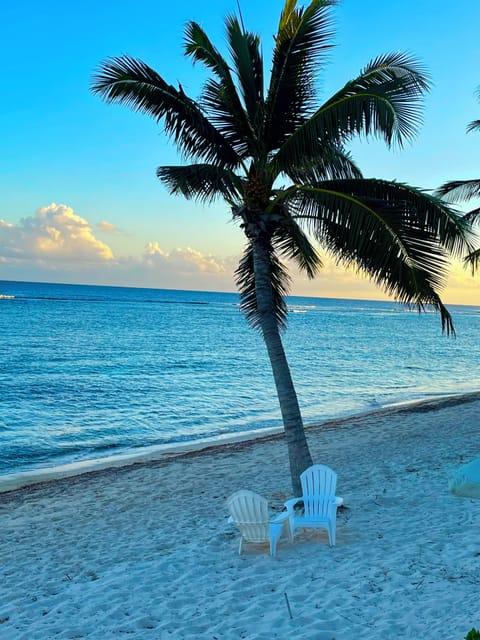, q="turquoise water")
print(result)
[1,279,479,476]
